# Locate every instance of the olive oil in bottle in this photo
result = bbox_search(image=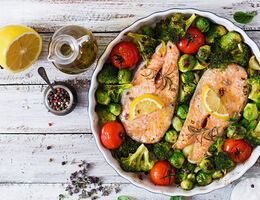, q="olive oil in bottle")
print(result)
[48,25,97,74]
